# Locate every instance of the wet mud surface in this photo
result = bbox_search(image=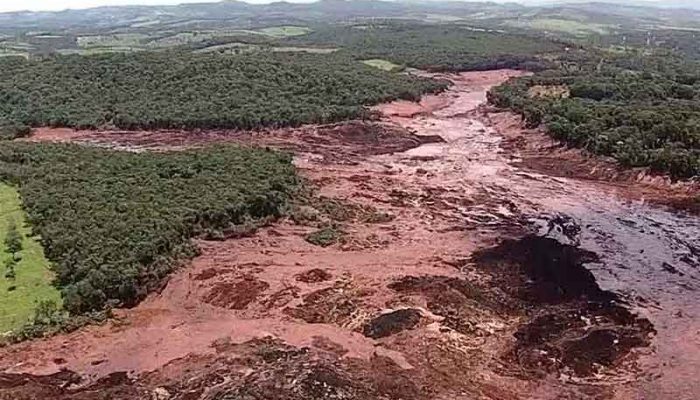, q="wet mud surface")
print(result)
[2,69,699,399]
